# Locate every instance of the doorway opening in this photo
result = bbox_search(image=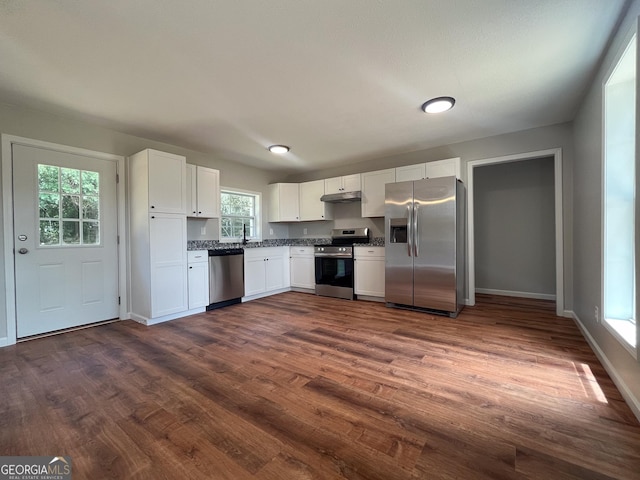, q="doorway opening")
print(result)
[466,148,564,317]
